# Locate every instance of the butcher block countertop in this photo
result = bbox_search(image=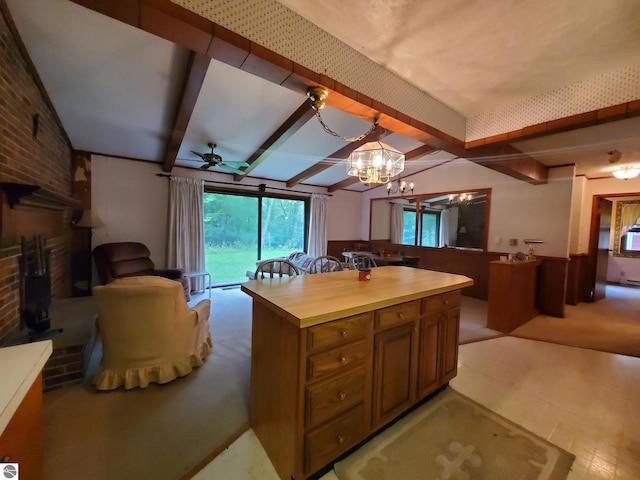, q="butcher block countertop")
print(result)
[241,265,473,328]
